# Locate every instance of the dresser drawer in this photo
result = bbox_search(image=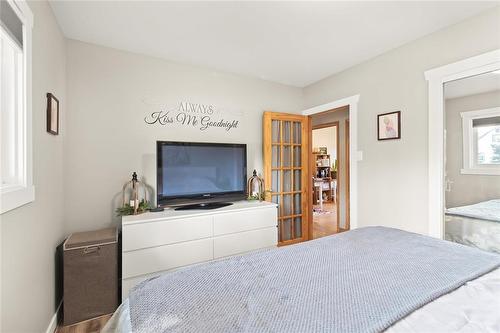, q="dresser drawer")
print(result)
[213,207,277,236]
[122,215,213,251]
[122,238,213,279]
[213,227,277,259]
